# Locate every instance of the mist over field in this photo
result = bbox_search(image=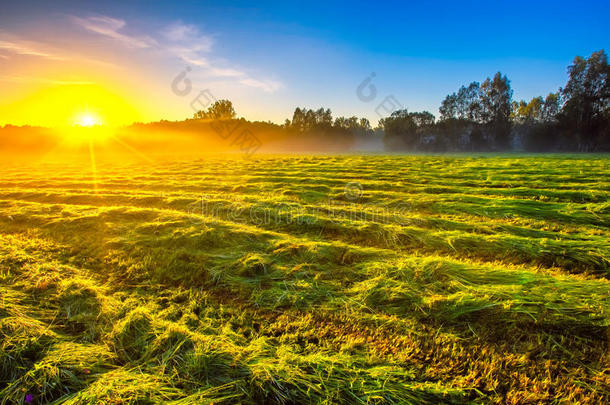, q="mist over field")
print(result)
[0,124,382,163]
